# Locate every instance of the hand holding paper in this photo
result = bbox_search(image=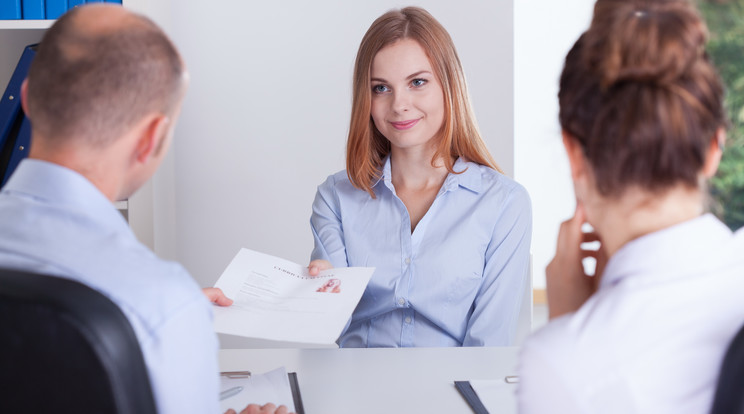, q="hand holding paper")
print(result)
[213,248,374,344]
